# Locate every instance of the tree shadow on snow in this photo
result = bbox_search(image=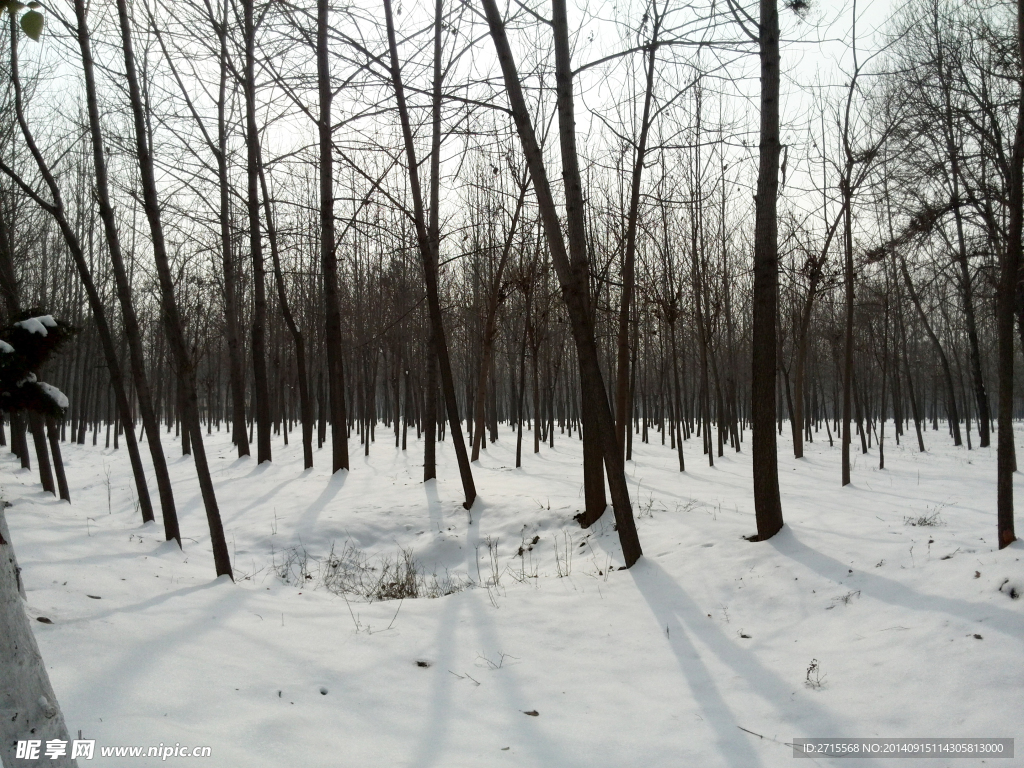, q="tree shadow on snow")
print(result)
[407,504,587,768]
[294,471,347,540]
[768,527,1024,639]
[630,558,888,768]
